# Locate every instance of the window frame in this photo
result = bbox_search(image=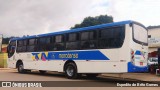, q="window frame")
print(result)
[80,30,98,49]
[65,32,80,50]
[98,25,125,49]
[26,38,37,52]
[131,22,148,46]
[16,40,28,52]
[37,36,52,51]
[53,35,65,51]
[55,35,64,43]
